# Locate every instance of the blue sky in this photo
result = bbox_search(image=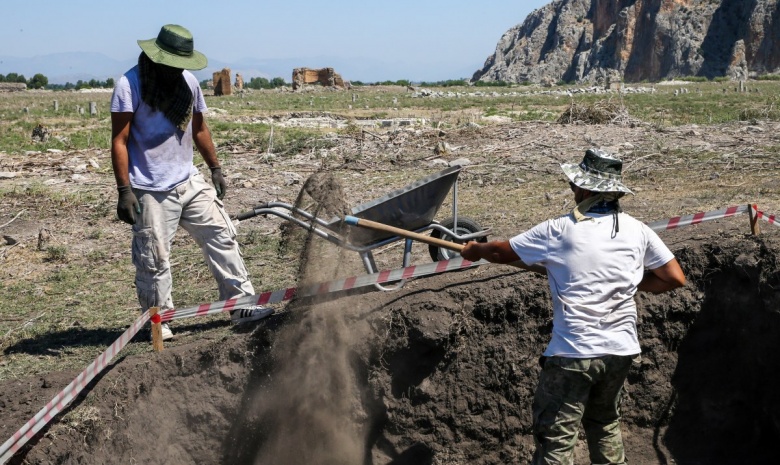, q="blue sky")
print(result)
[0,0,550,82]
